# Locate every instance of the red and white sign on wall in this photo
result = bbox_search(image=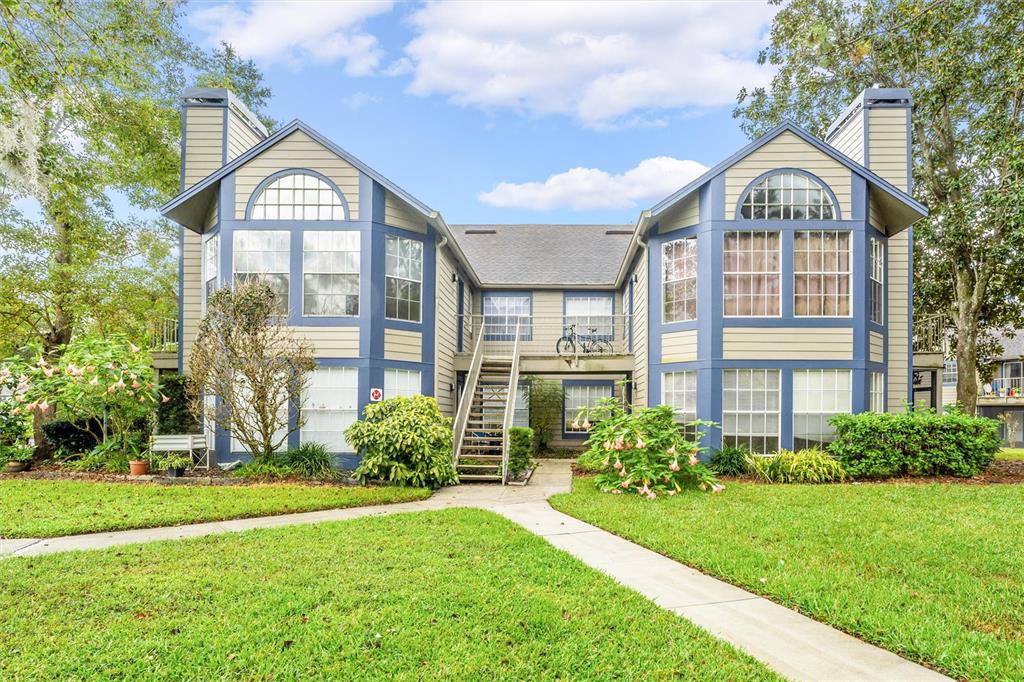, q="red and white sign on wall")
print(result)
[369,387,383,402]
